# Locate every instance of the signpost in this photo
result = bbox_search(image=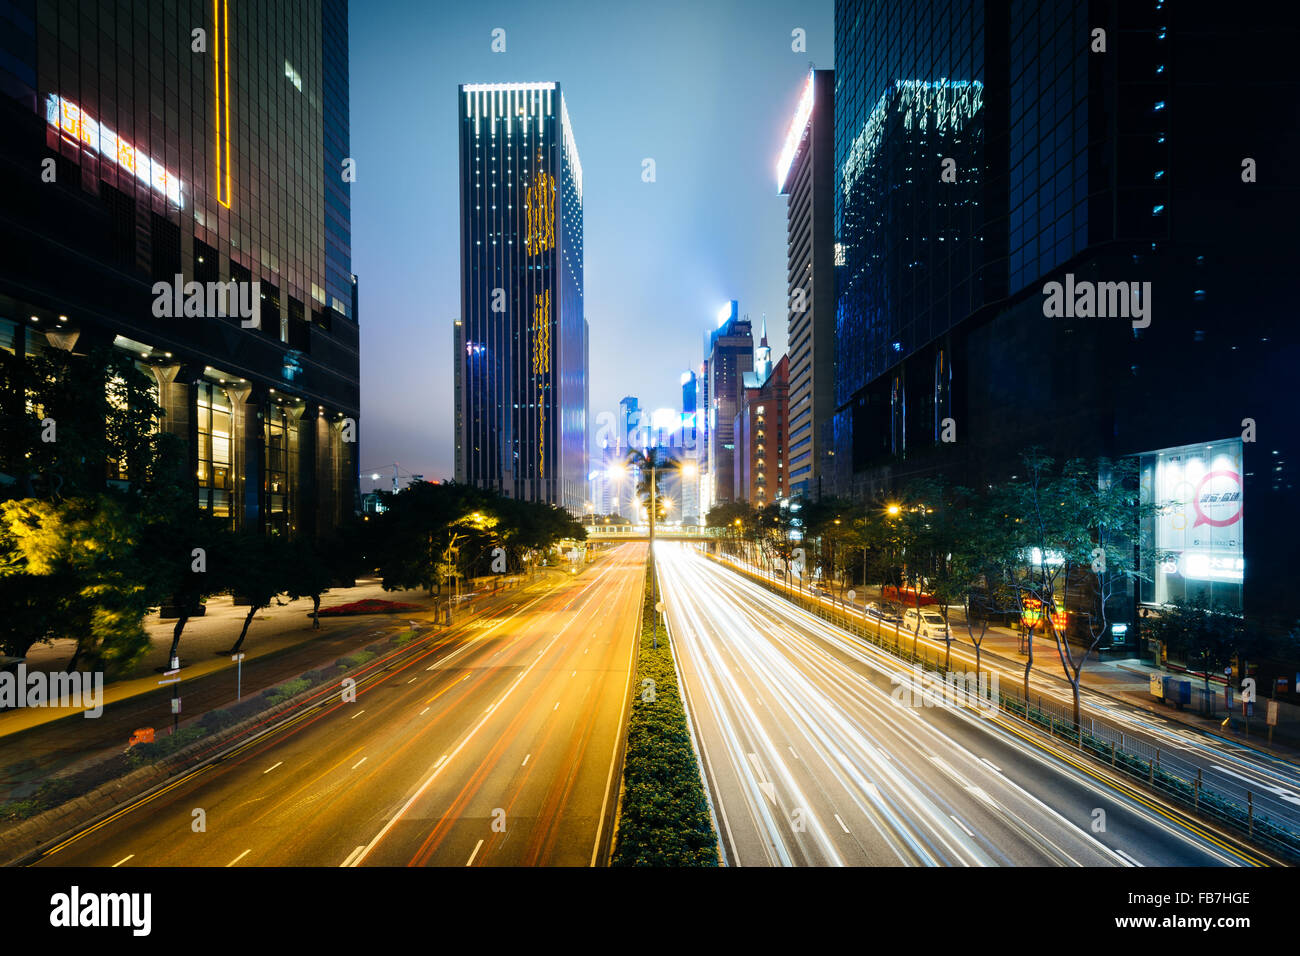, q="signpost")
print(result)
[232,652,246,701]
[654,601,665,650]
